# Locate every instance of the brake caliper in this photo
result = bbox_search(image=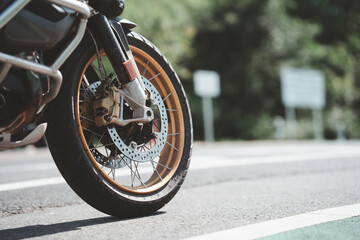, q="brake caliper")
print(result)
[93,80,121,127]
